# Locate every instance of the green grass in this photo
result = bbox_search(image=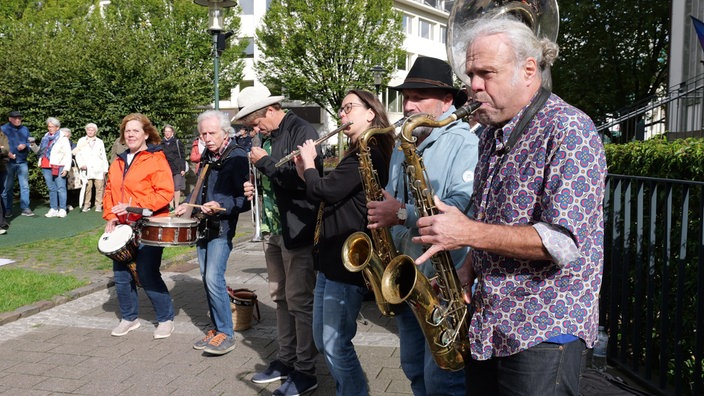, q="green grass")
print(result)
[0,268,86,312]
[0,223,247,314]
